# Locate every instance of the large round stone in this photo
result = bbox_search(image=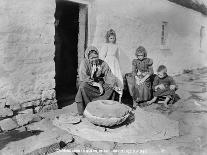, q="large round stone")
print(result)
[84,100,131,127]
